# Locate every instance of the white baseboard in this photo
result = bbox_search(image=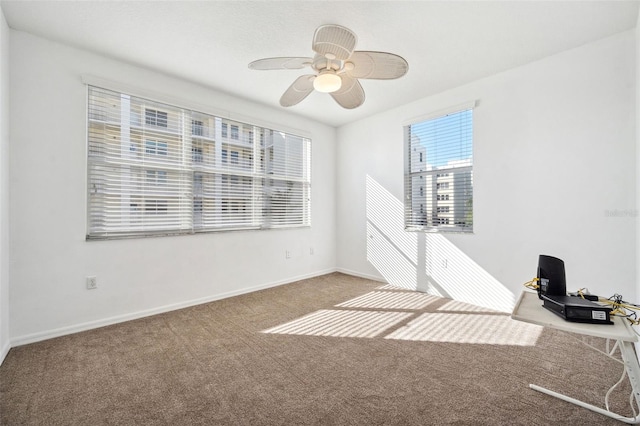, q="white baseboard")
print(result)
[0,339,10,366]
[335,267,387,283]
[10,268,338,348]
